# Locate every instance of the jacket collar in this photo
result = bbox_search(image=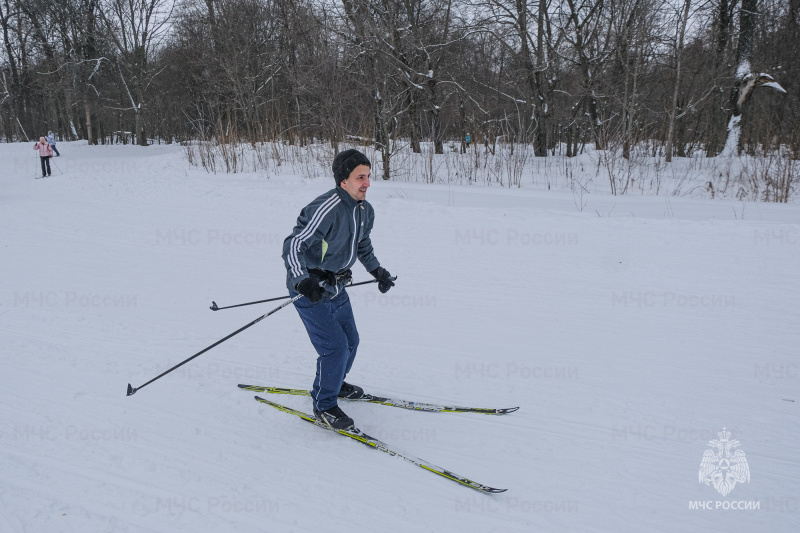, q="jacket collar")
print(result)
[335,186,361,208]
